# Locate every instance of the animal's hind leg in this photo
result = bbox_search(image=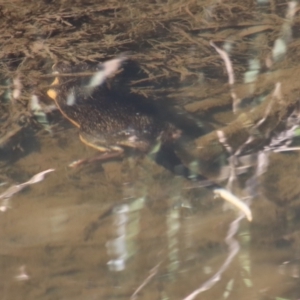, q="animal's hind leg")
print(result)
[69,133,124,167]
[69,148,124,168]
